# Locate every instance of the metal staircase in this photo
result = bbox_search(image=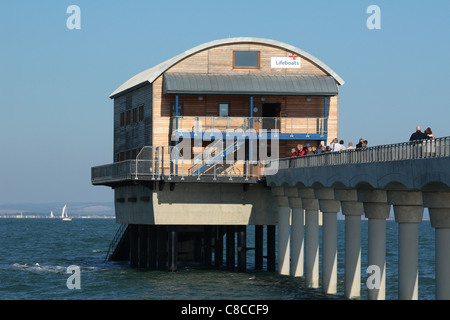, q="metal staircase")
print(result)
[104,224,130,262]
[190,139,245,176]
